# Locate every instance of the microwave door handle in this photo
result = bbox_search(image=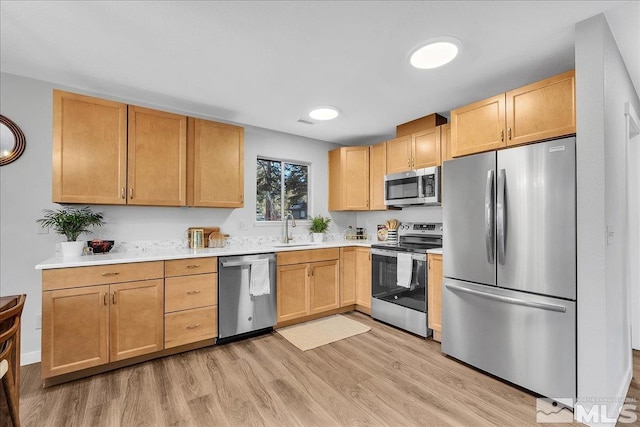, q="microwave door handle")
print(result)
[485,170,495,264]
[417,175,424,198]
